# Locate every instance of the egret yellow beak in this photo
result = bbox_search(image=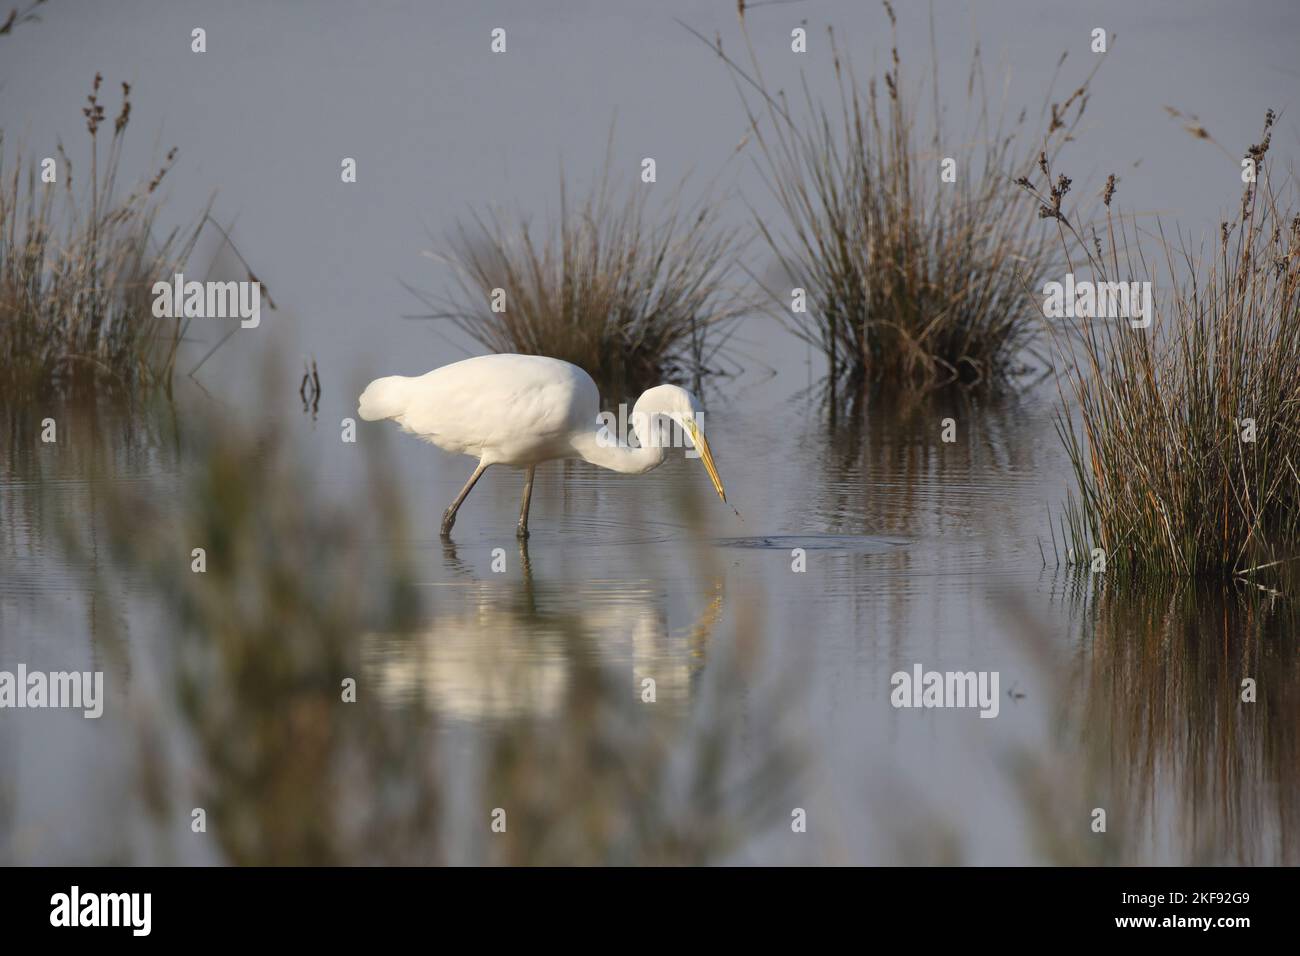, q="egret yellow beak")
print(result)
[685,420,727,503]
